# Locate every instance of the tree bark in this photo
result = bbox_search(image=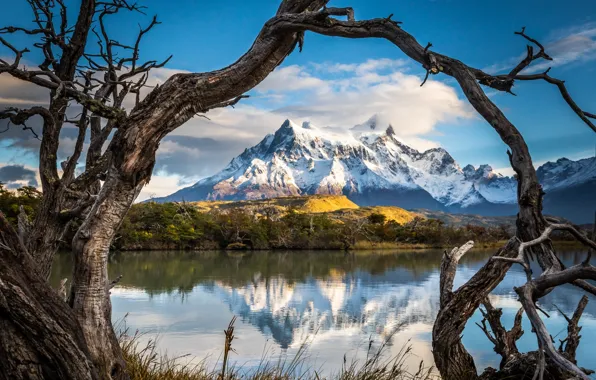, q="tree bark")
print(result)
[0,215,98,380]
[69,166,143,379]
